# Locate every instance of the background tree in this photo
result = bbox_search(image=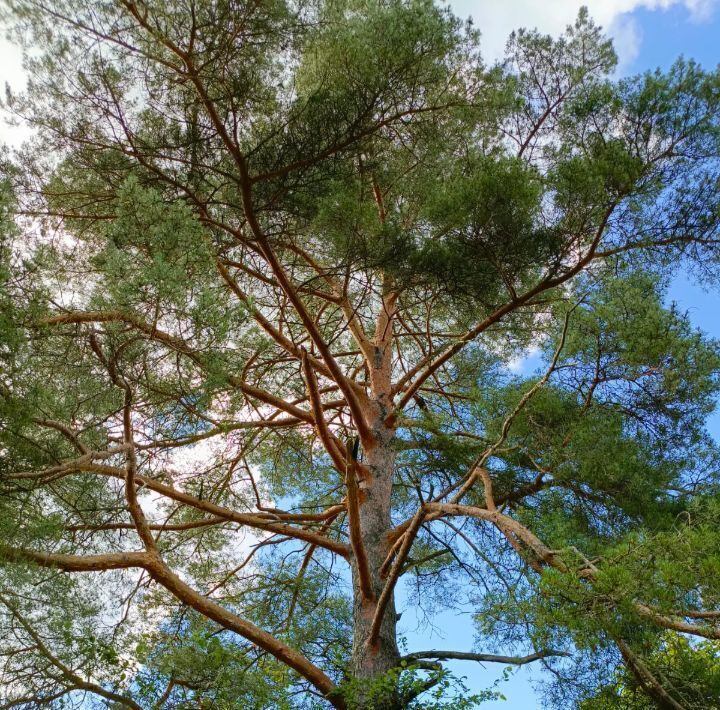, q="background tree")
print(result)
[1,1,720,708]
